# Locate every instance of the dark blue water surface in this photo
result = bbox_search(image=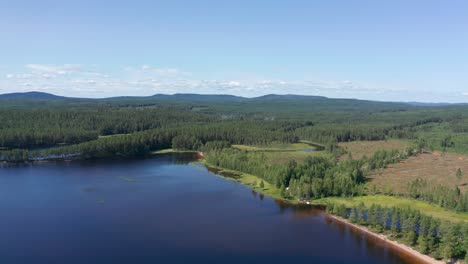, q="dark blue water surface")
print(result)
[0,154,419,264]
